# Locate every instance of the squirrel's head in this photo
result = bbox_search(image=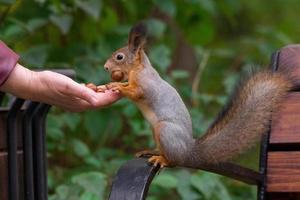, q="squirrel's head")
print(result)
[104,22,147,81]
